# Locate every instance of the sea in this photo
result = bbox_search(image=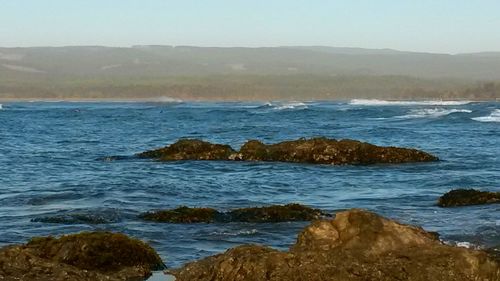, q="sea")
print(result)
[0,99,499,269]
